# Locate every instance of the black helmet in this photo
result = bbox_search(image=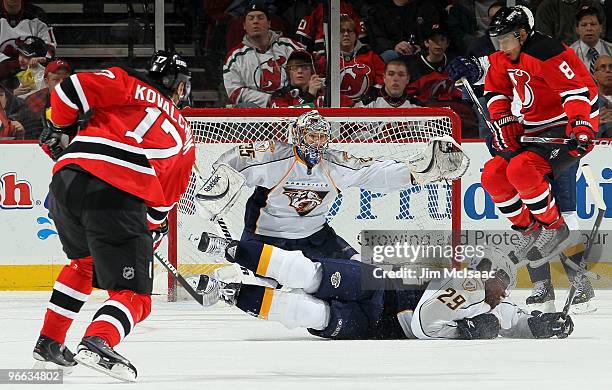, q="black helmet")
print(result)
[489,6,534,38]
[148,50,191,103]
